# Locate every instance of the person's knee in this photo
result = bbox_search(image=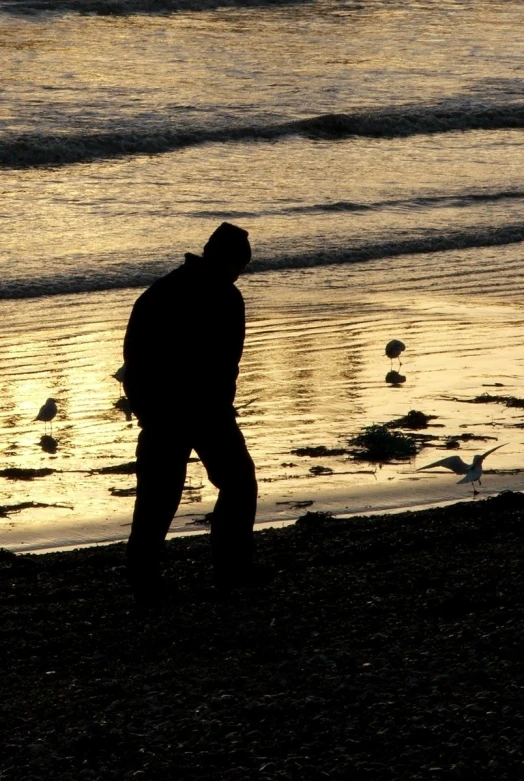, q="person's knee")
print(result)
[239,455,257,486]
[210,460,257,493]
